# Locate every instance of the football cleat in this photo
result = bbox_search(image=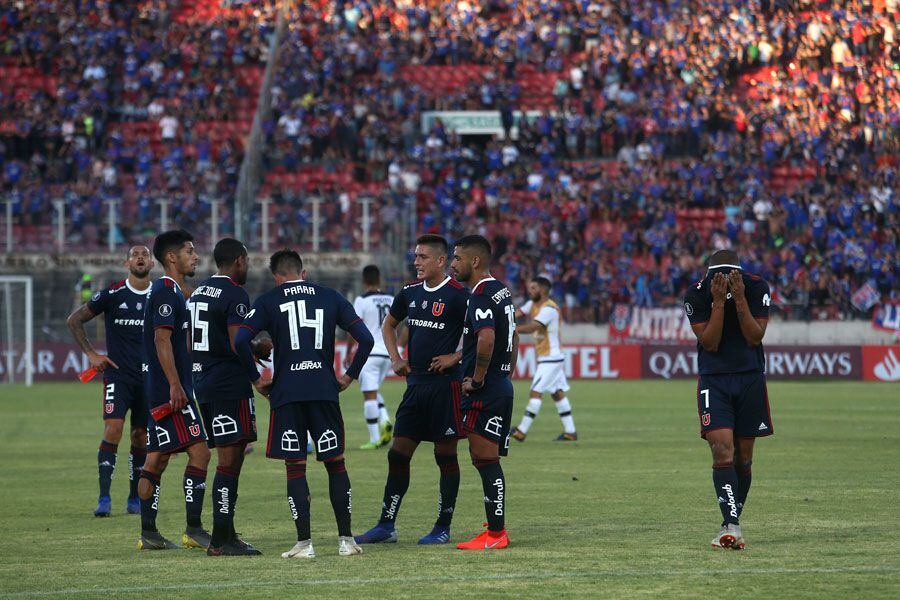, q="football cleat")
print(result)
[138,530,181,550]
[183,526,212,549]
[207,538,262,556]
[379,420,393,445]
[456,525,509,550]
[94,495,112,517]
[338,536,363,556]
[418,525,451,545]
[354,523,398,544]
[359,441,382,450]
[510,428,526,442]
[554,432,578,441]
[711,524,745,550]
[282,539,316,559]
[126,496,141,515]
